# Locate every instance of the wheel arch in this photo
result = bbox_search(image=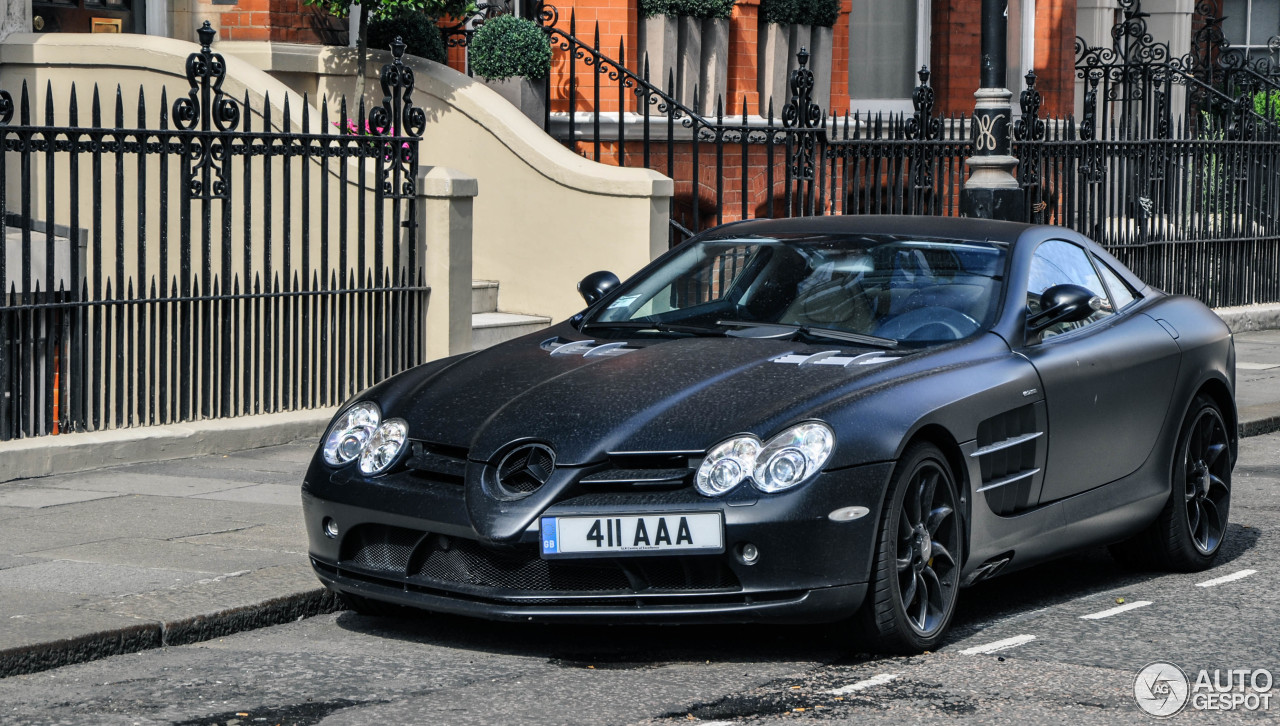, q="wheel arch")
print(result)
[1193,376,1238,464]
[901,423,971,568]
